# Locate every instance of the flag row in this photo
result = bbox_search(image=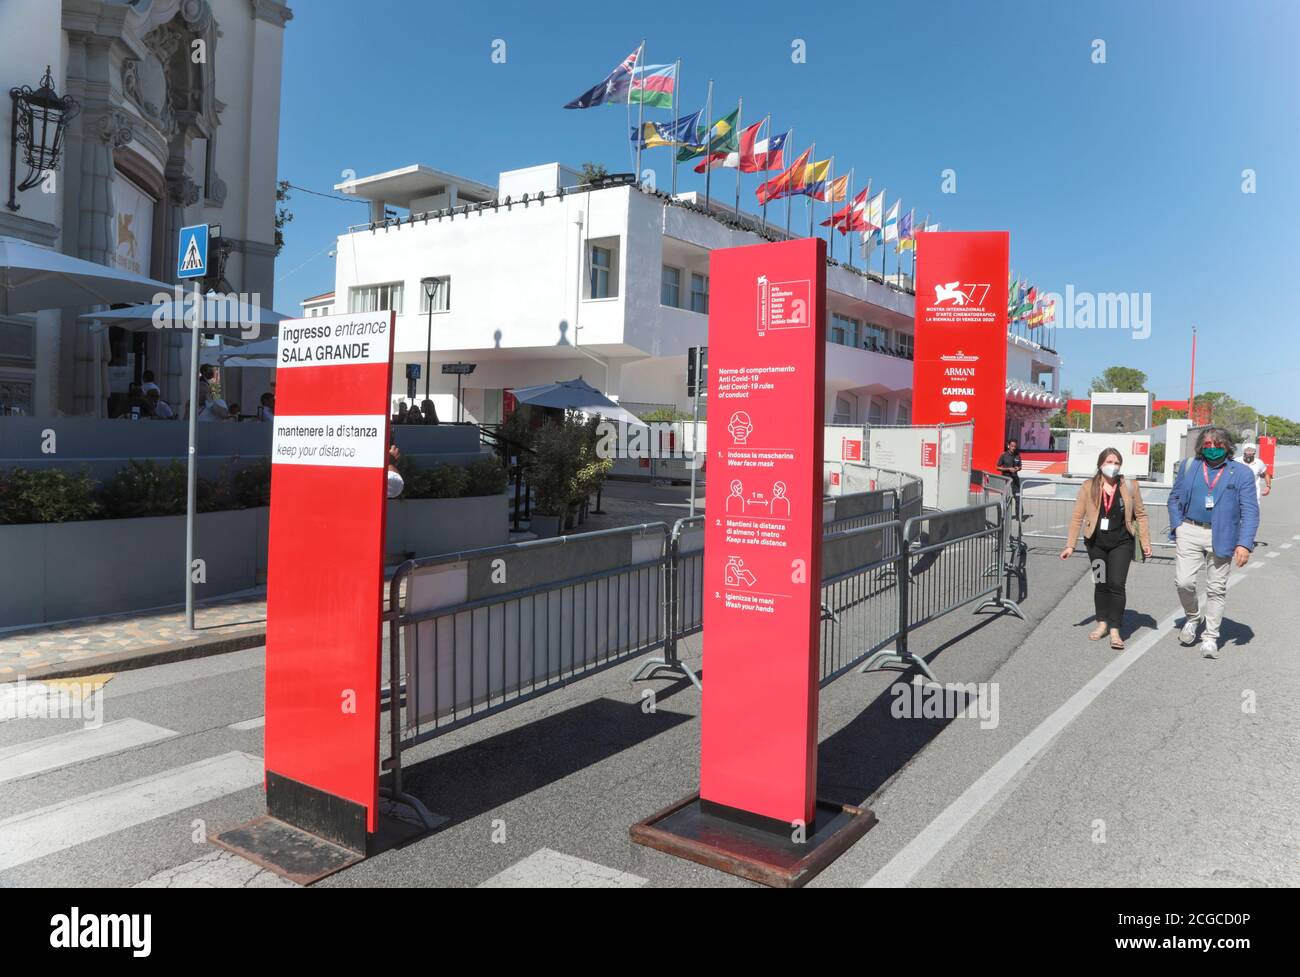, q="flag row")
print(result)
[563,44,941,249]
